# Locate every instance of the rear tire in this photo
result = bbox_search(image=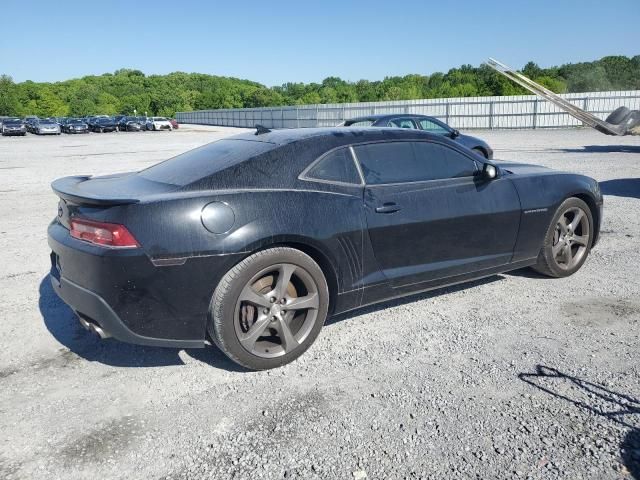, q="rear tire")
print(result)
[208,247,329,370]
[532,197,594,278]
